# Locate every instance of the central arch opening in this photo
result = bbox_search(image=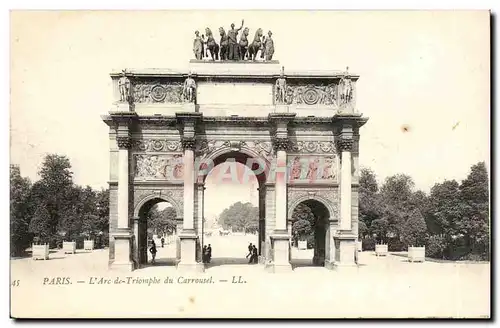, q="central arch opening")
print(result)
[290,199,330,269]
[201,150,267,269]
